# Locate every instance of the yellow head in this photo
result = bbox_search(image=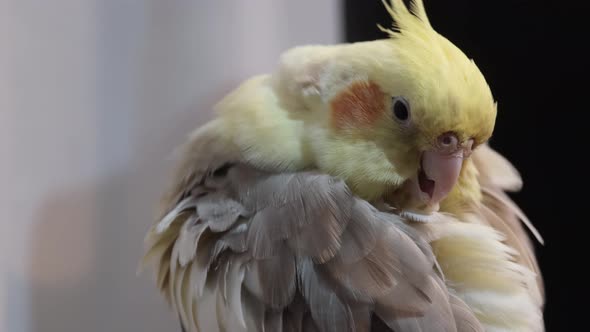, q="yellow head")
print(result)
[376,0,496,147]
[285,0,496,213]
